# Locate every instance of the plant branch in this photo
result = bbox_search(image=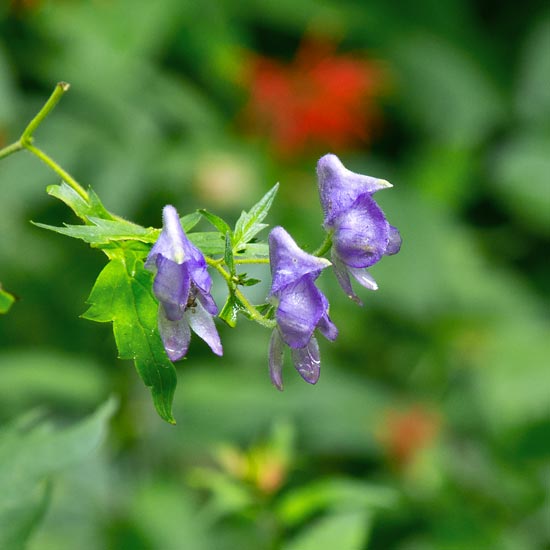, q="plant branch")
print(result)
[25,144,89,201]
[234,257,270,265]
[206,257,276,329]
[0,81,89,202]
[21,82,70,143]
[0,141,23,160]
